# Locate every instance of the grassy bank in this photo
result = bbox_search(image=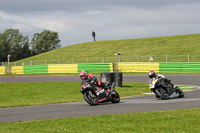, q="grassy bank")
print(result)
[0,108,200,133]
[14,33,200,65]
[0,82,149,108]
